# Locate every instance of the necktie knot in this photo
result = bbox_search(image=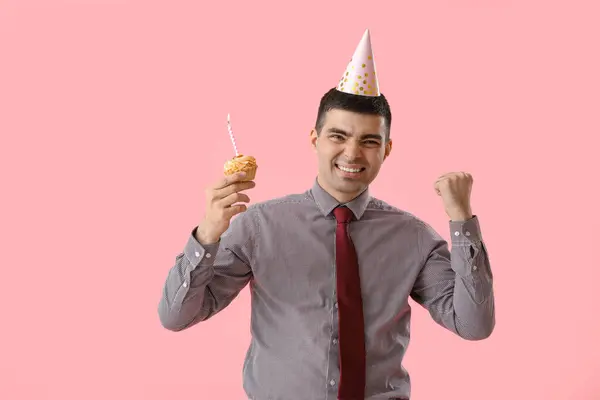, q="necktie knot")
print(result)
[334,206,354,224]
